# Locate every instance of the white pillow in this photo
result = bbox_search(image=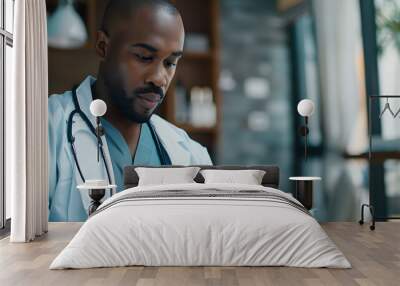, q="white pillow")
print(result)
[135,167,201,186]
[200,169,266,185]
